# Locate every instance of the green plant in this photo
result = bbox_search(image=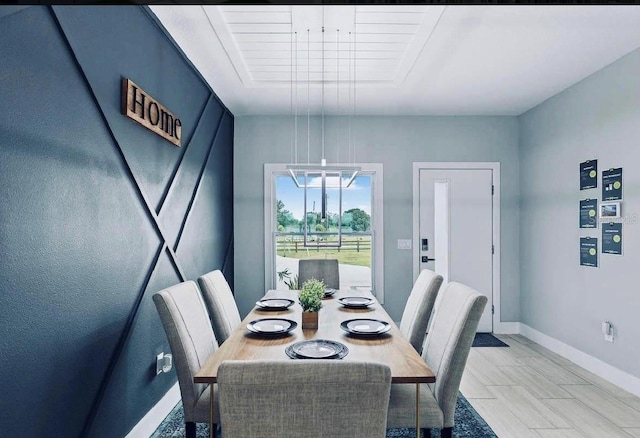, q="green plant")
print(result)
[277,268,299,290]
[299,278,324,312]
